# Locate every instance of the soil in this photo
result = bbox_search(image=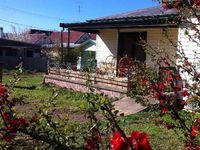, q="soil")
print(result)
[15,103,102,123]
